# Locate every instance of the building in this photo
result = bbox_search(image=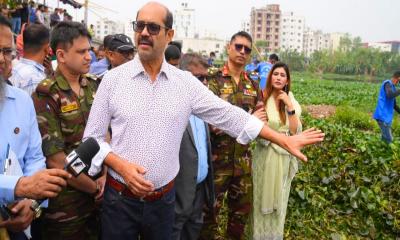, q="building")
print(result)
[95,18,124,41]
[329,32,346,52]
[241,19,250,34]
[250,4,281,53]
[280,12,305,52]
[178,38,226,57]
[303,28,330,57]
[380,41,400,53]
[368,42,394,52]
[124,19,135,40]
[173,2,196,39]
